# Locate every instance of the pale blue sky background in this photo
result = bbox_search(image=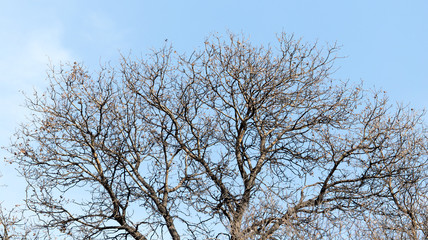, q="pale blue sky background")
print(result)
[1,0,427,208]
